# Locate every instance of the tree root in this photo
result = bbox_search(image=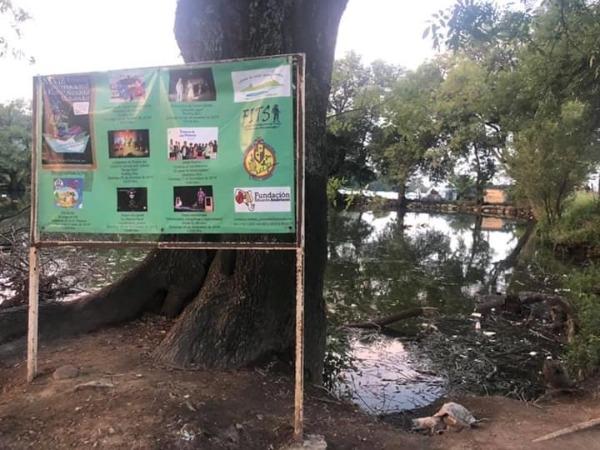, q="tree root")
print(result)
[532,417,600,442]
